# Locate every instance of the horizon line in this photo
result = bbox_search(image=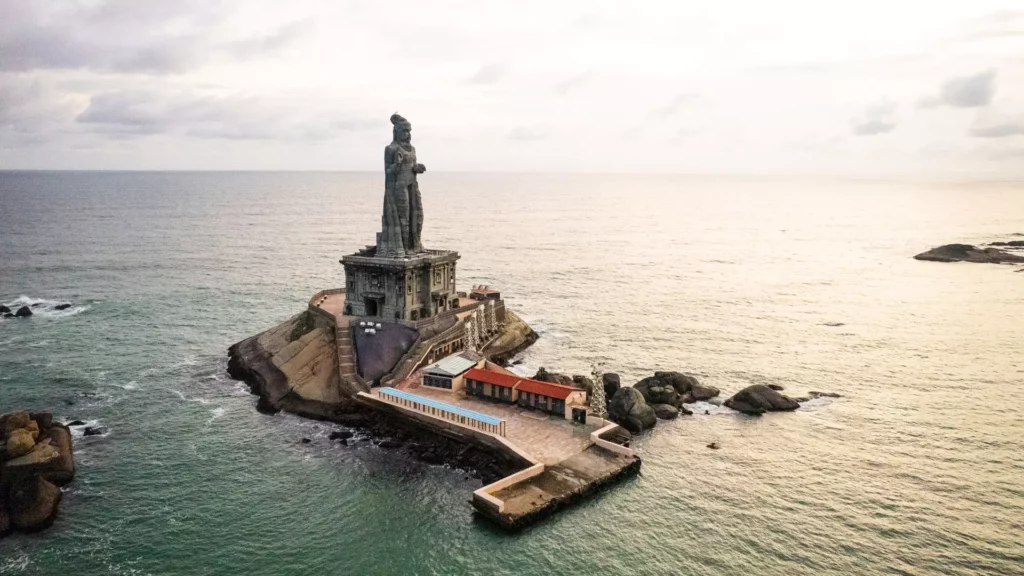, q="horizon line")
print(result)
[1,169,1021,184]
